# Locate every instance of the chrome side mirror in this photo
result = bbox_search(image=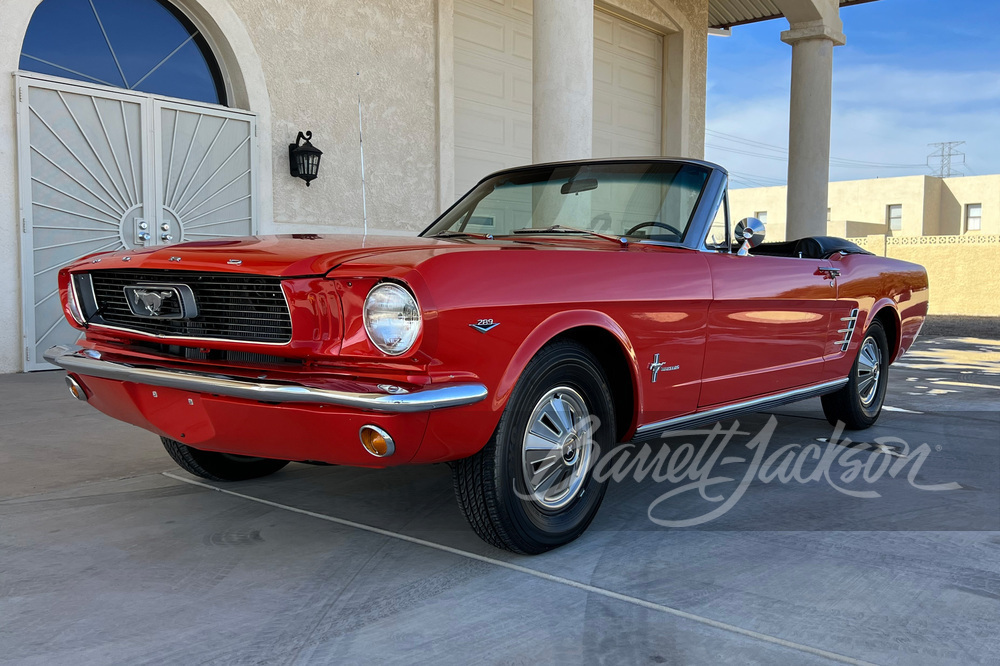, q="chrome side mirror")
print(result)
[734,217,766,256]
